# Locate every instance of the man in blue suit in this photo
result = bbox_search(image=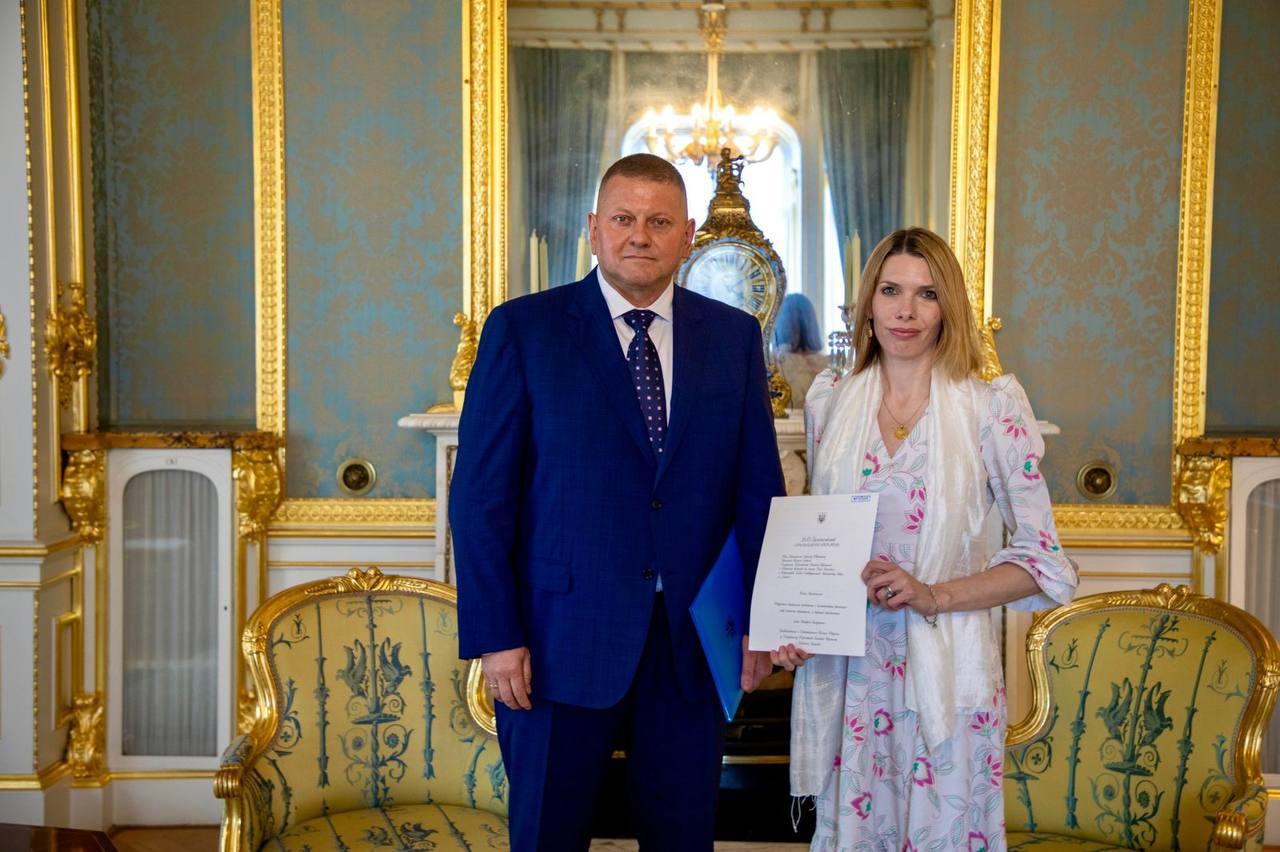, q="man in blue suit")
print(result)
[451,153,785,851]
